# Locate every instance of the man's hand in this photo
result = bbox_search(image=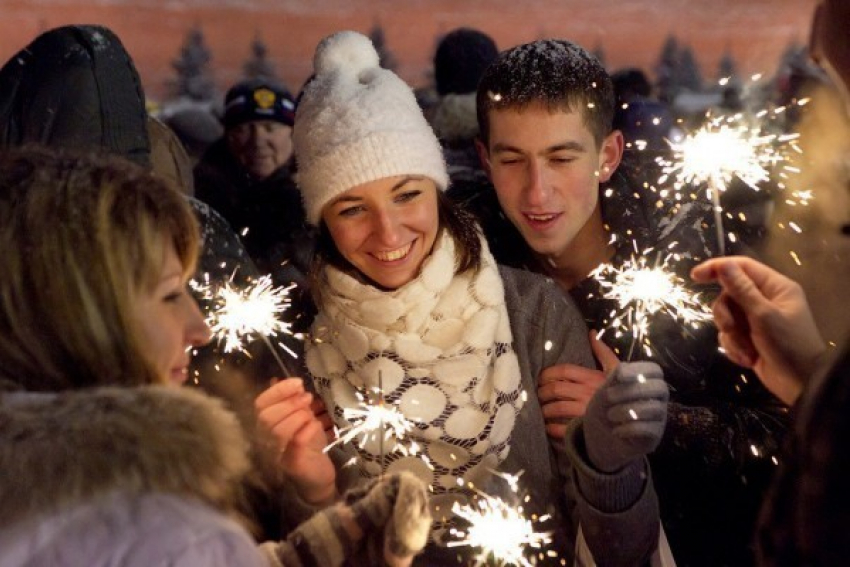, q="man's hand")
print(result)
[691,256,826,405]
[539,331,619,438]
[255,378,337,505]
